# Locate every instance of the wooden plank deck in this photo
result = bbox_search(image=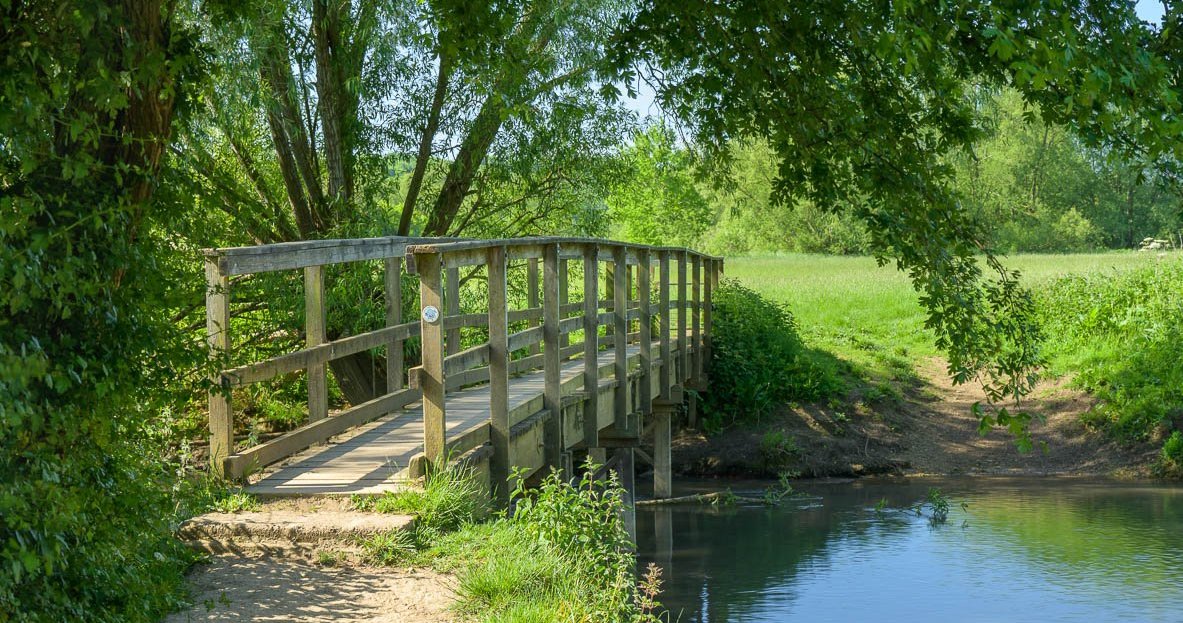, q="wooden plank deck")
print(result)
[249,346,642,496]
